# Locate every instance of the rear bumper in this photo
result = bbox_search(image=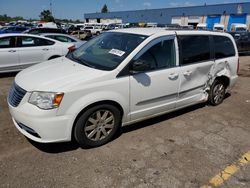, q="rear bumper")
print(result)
[228,75,238,92]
